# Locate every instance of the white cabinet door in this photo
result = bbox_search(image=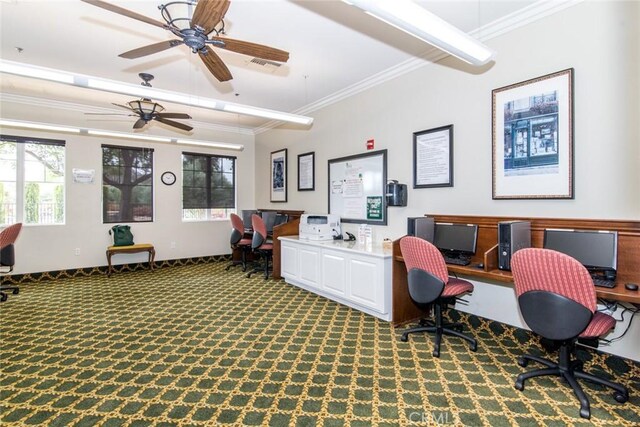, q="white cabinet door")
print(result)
[281,243,298,279]
[348,256,382,312]
[322,250,347,297]
[299,248,321,289]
